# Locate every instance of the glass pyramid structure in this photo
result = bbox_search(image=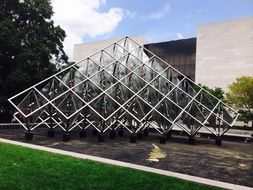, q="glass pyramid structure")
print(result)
[9,36,239,143]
